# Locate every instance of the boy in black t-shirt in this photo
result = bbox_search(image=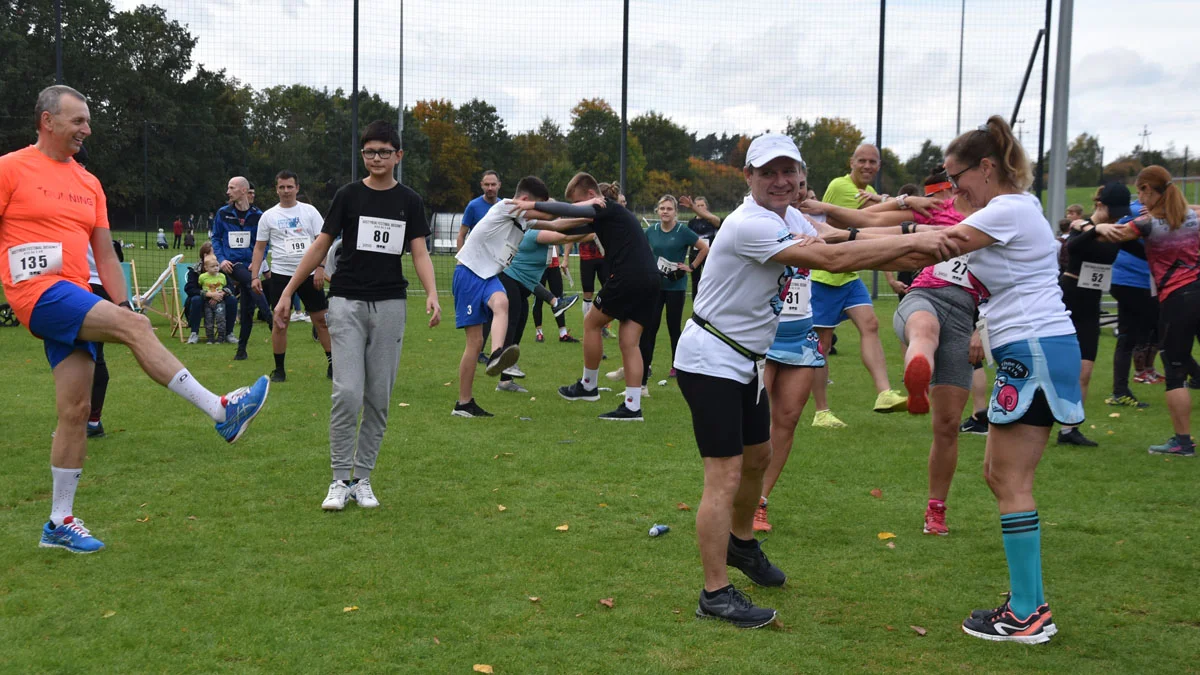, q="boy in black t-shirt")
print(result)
[273,120,442,511]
